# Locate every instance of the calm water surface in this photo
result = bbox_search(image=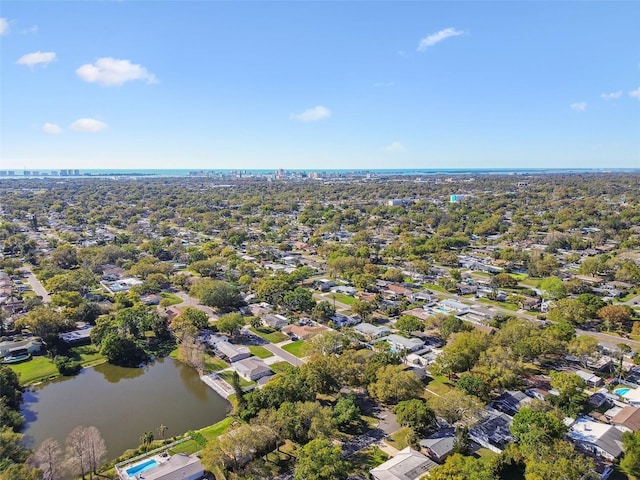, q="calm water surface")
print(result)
[21,358,229,460]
